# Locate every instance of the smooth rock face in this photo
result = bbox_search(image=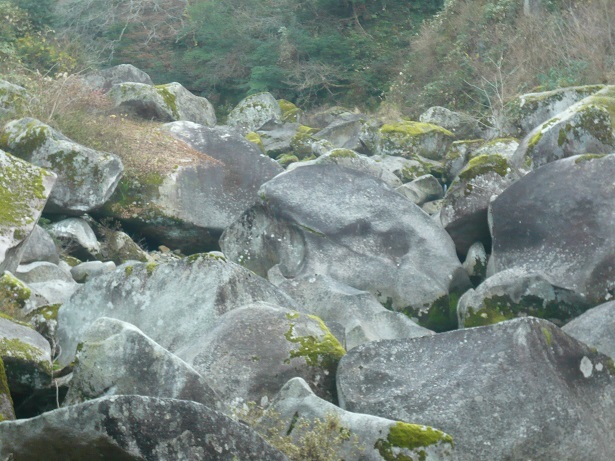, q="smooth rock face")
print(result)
[227,92,282,134]
[314,114,366,151]
[457,268,591,328]
[221,165,470,331]
[371,154,434,183]
[56,253,297,367]
[337,317,615,461]
[563,301,615,359]
[276,274,433,350]
[18,225,59,265]
[0,118,123,214]
[0,395,289,461]
[396,174,443,206]
[82,64,154,92]
[64,317,220,409]
[489,154,615,304]
[183,303,344,405]
[47,217,101,261]
[0,149,55,273]
[70,260,116,283]
[257,378,454,461]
